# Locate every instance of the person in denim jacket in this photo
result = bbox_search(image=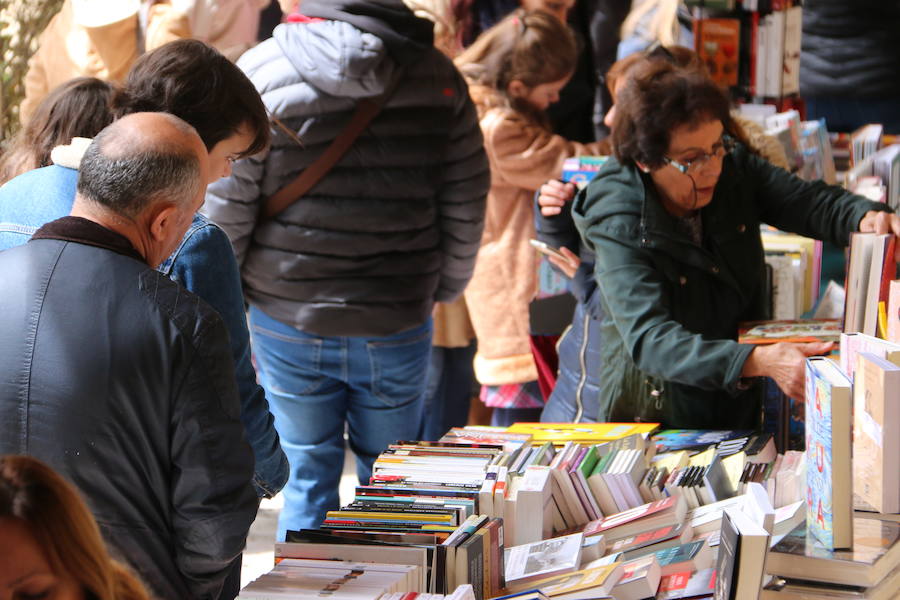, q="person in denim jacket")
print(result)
[0,40,288,499]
